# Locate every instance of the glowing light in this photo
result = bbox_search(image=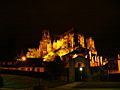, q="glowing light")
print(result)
[89,51,92,59]
[72,54,78,59]
[118,54,120,60]
[21,56,26,61]
[85,55,87,58]
[118,60,120,71]
[100,56,103,65]
[103,62,106,65]
[79,67,83,71]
